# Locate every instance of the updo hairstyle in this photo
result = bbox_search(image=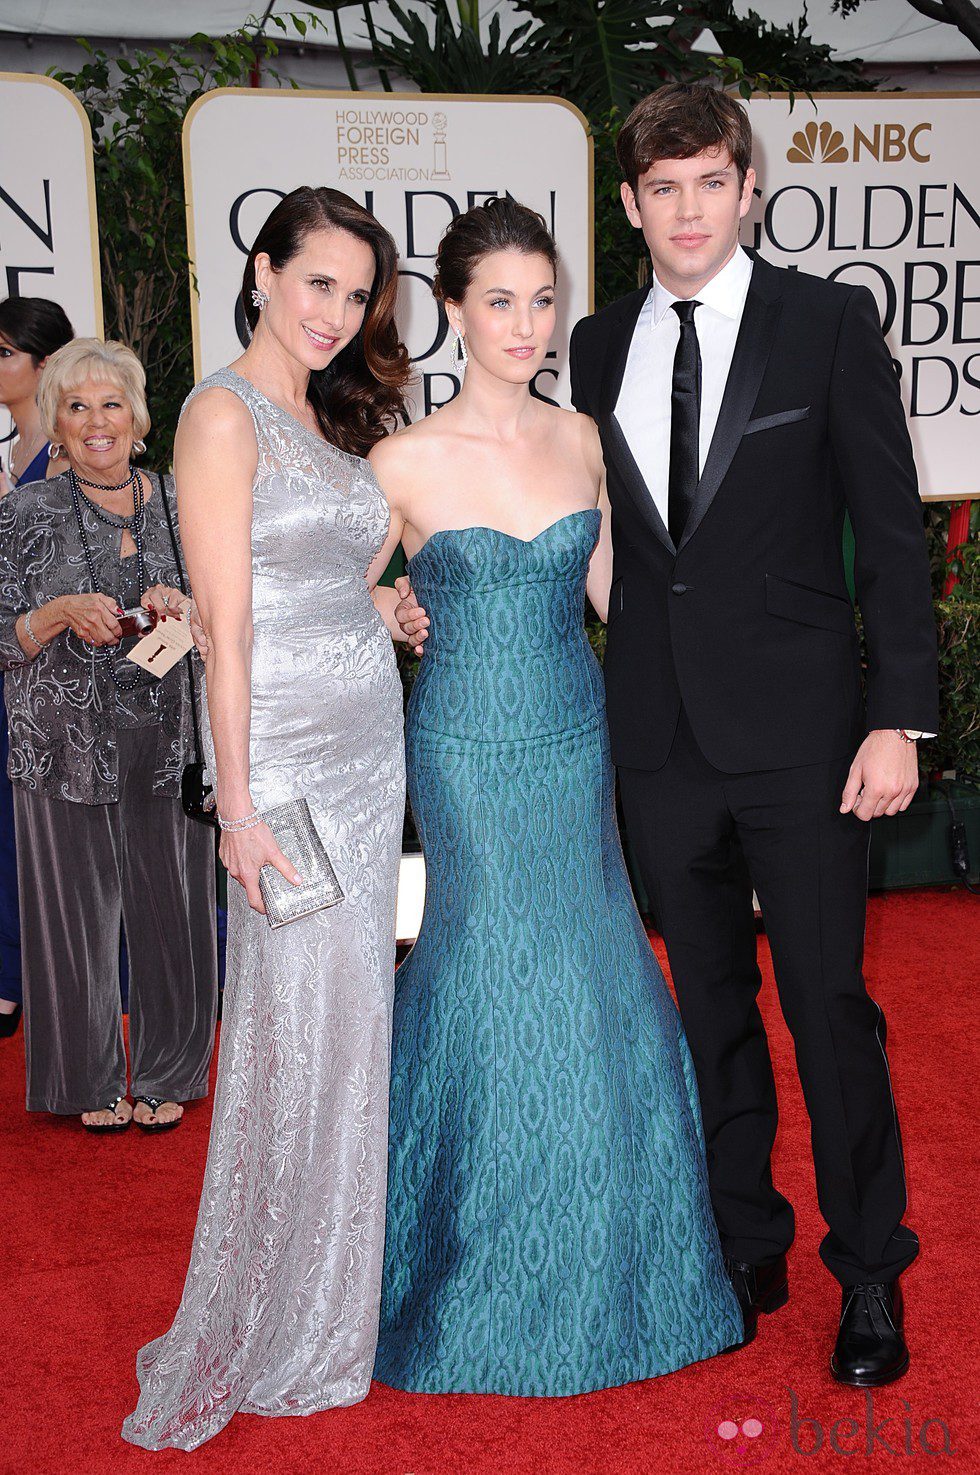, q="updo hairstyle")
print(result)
[433,197,559,306]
